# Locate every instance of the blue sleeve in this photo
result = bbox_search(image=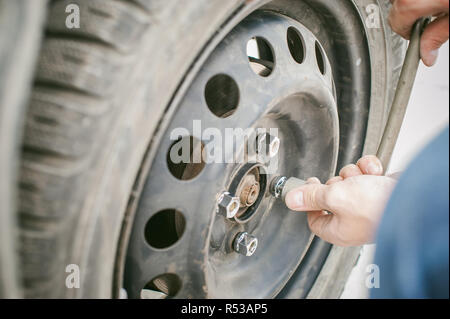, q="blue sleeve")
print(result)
[371,126,449,299]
